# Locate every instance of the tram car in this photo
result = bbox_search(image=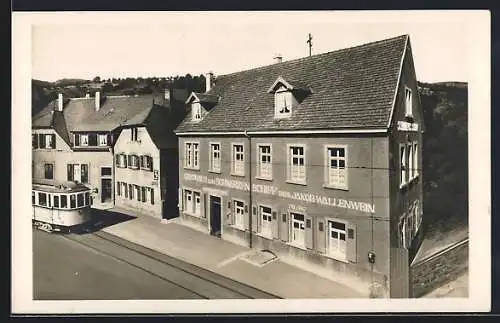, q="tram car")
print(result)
[32,179,93,233]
